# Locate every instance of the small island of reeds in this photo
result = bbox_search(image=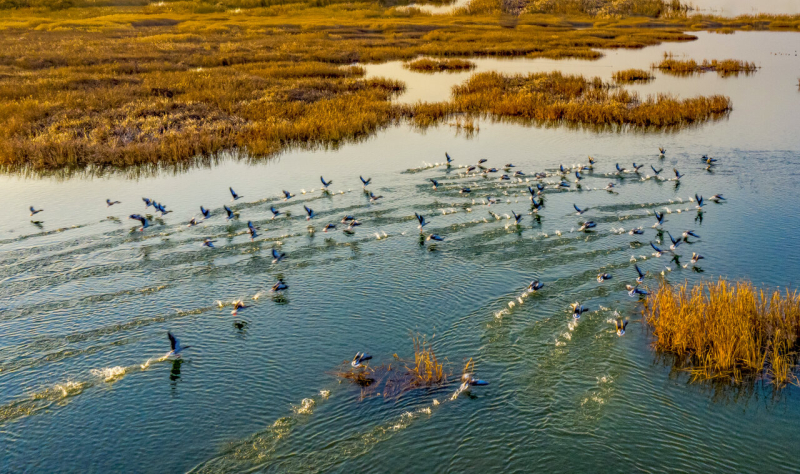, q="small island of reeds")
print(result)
[645,279,800,386]
[404,58,477,73]
[653,53,759,76]
[612,69,655,83]
[412,71,731,129]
